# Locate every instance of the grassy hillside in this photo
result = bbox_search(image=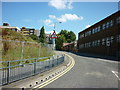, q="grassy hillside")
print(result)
[1,28,34,42]
[1,29,53,63]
